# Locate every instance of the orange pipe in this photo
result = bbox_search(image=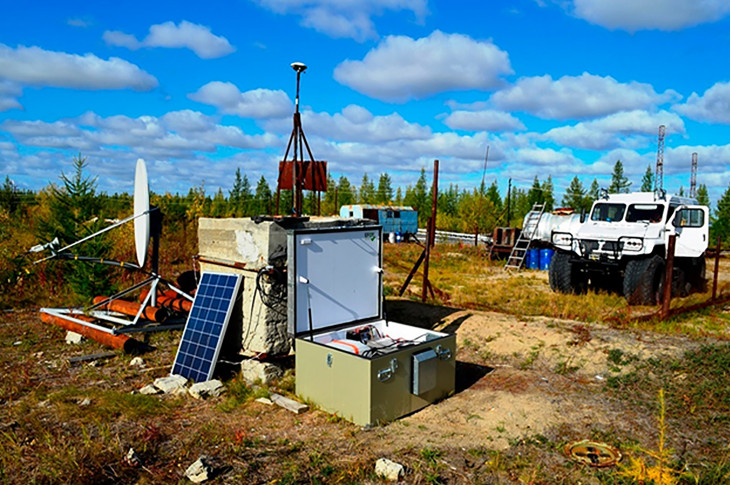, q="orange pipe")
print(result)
[93,296,168,322]
[40,311,143,353]
[139,289,192,313]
